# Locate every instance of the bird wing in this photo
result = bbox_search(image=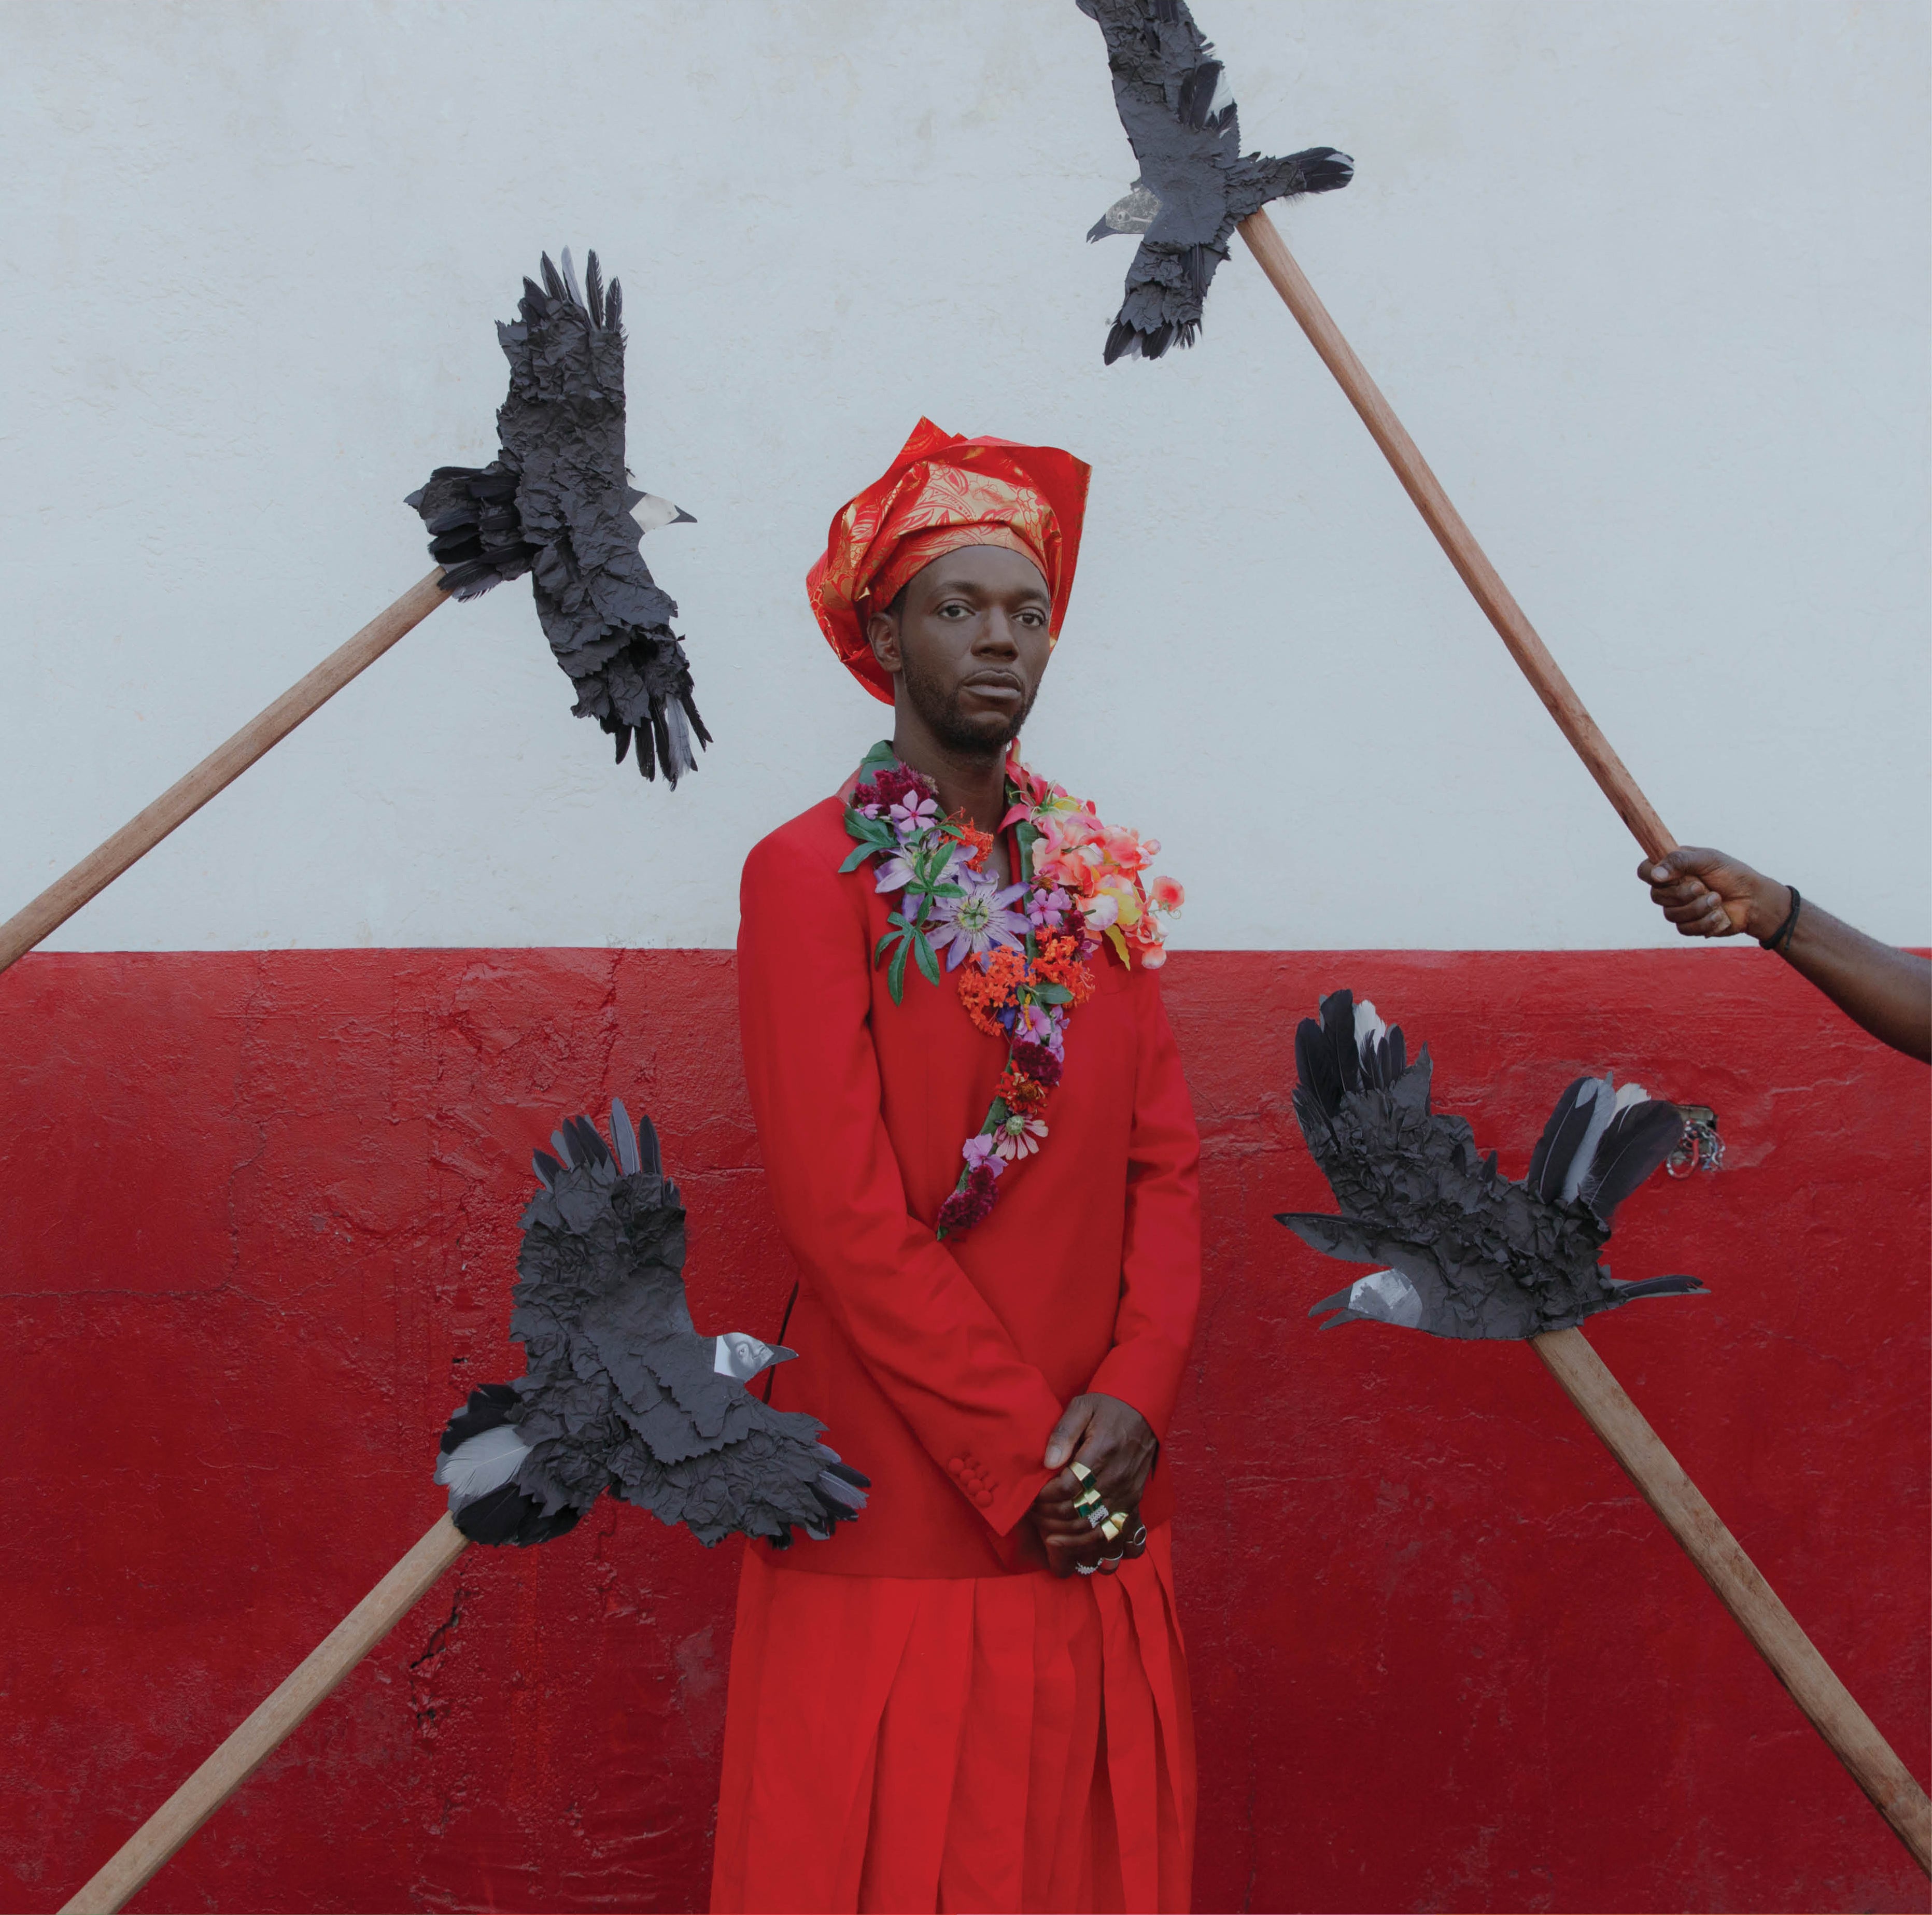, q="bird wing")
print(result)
[487,252,710,784]
[496,251,678,640]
